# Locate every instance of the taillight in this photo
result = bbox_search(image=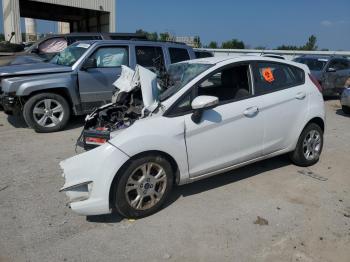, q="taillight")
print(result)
[308,73,322,93]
